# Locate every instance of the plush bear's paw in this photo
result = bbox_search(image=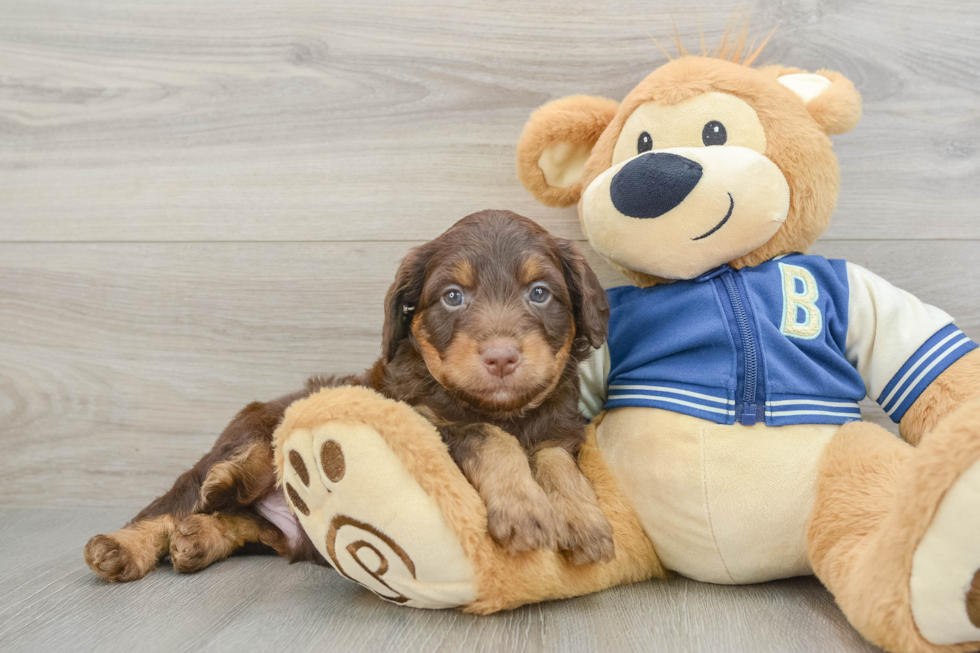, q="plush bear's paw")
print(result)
[909,399,980,646]
[558,506,616,566]
[486,483,558,555]
[170,514,226,573]
[84,532,156,582]
[277,410,478,609]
